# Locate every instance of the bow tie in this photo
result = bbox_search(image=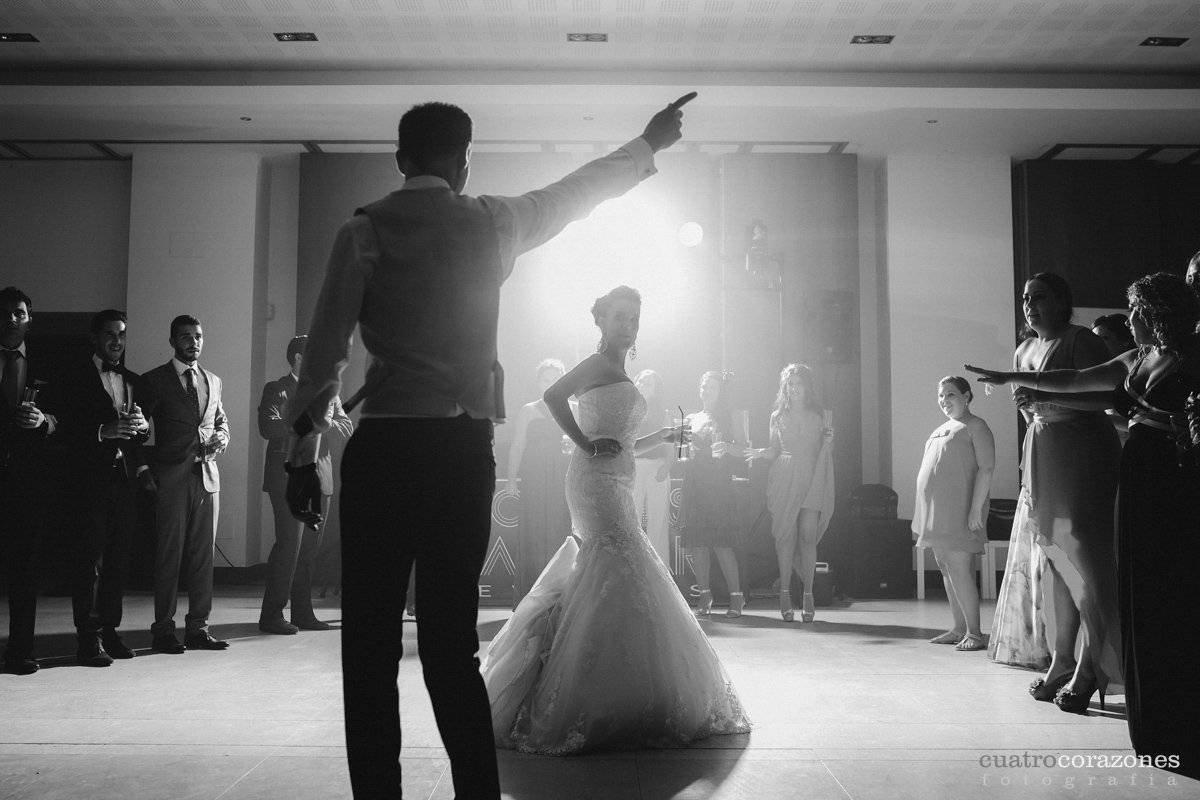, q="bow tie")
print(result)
[100,361,121,373]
